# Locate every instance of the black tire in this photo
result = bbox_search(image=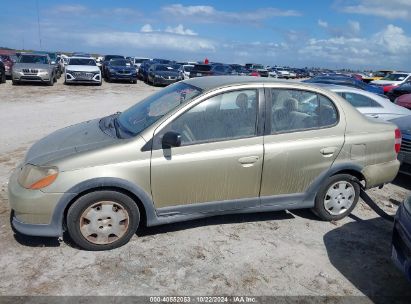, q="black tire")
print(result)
[12,78,19,85]
[66,191,140,251]
[1,73,5,83]
[312,174,360,221]
[97,81,102,86]
[47,76,54,86]
[132,79,137,84]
